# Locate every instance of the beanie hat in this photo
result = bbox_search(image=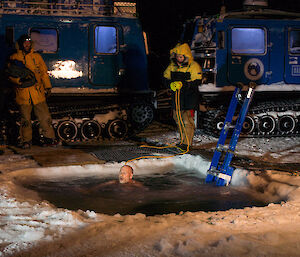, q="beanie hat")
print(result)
[17,34,31,50]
